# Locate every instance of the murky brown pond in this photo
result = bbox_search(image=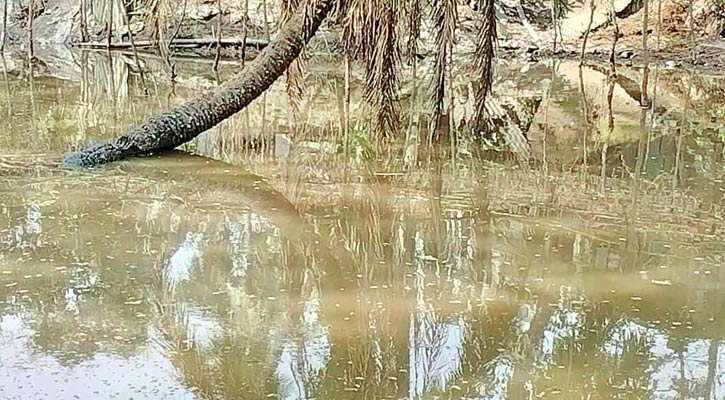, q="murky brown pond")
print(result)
[0,48,724,399]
